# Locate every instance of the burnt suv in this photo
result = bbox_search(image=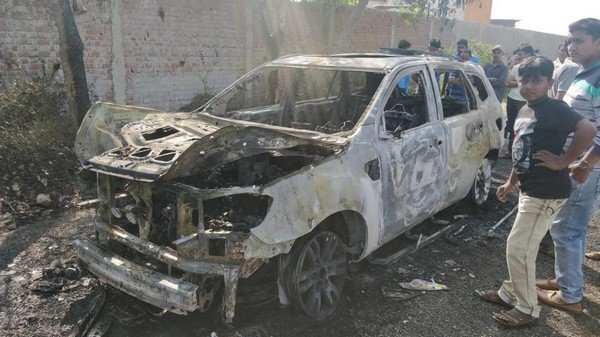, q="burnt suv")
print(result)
[74,52,503,322]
